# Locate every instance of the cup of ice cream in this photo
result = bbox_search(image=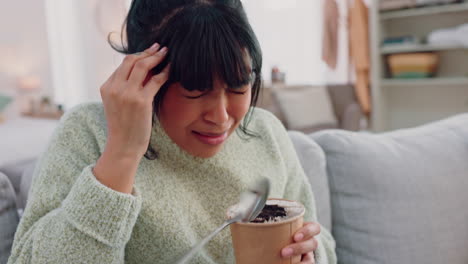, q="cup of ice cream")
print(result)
[226,198,305,264]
